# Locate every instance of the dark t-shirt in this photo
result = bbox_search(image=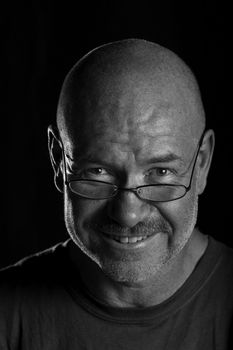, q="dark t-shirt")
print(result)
[0,236,233,350]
